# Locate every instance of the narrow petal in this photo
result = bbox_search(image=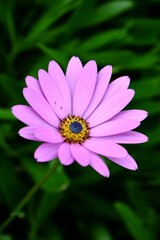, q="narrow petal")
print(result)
[25,76,42,94]
[104,131,148,144]
[88,89,135,127]
[38,69,66,119]
[48,60,71,115]
[58,143,74,165]
[90,152,110,177]
[108,154,138,170]
[90,119,140,137]
[83,65,112,119]
[66,56,83,97]
[83,138,127,158]
[34,126,64,143]
[105,76,130,99]
[23,88,59,127]
[34,143,60,162]
[19,126,38,141]
[111,109,148,122]
[12,105,50,126]
[70,144,90,166]
[73,61,97,116]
